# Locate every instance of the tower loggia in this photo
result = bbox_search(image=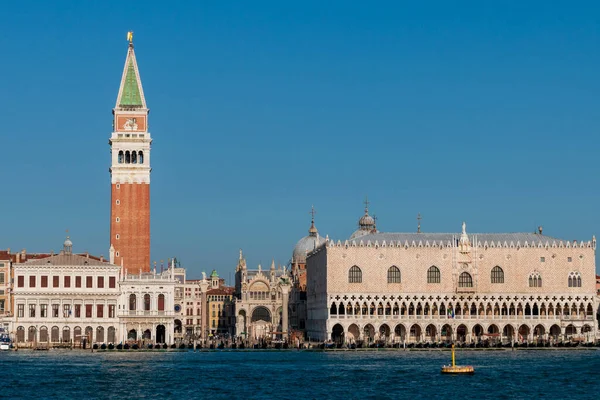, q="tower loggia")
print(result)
[109,34,151,273]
